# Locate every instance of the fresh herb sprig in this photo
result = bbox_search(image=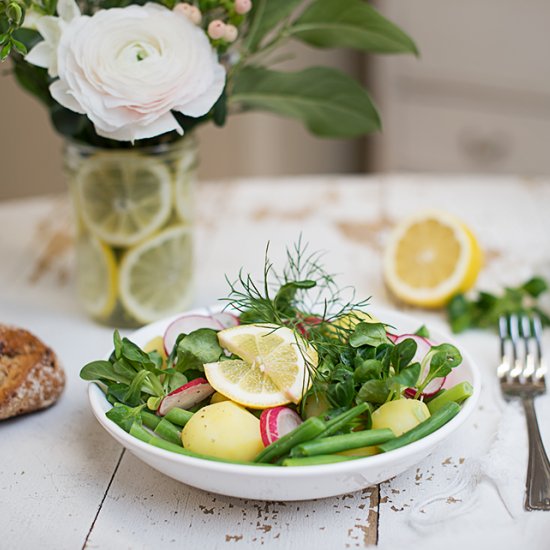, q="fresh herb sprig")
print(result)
[223,240,370,357]
[447,276,549,333]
